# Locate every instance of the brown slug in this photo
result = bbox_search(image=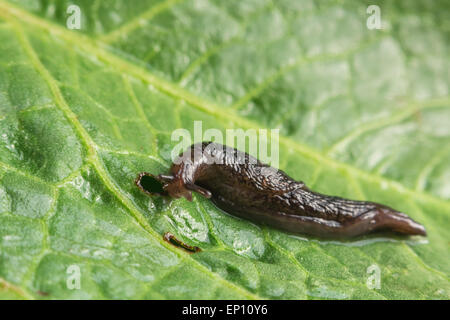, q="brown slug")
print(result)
[136,142,426,239]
